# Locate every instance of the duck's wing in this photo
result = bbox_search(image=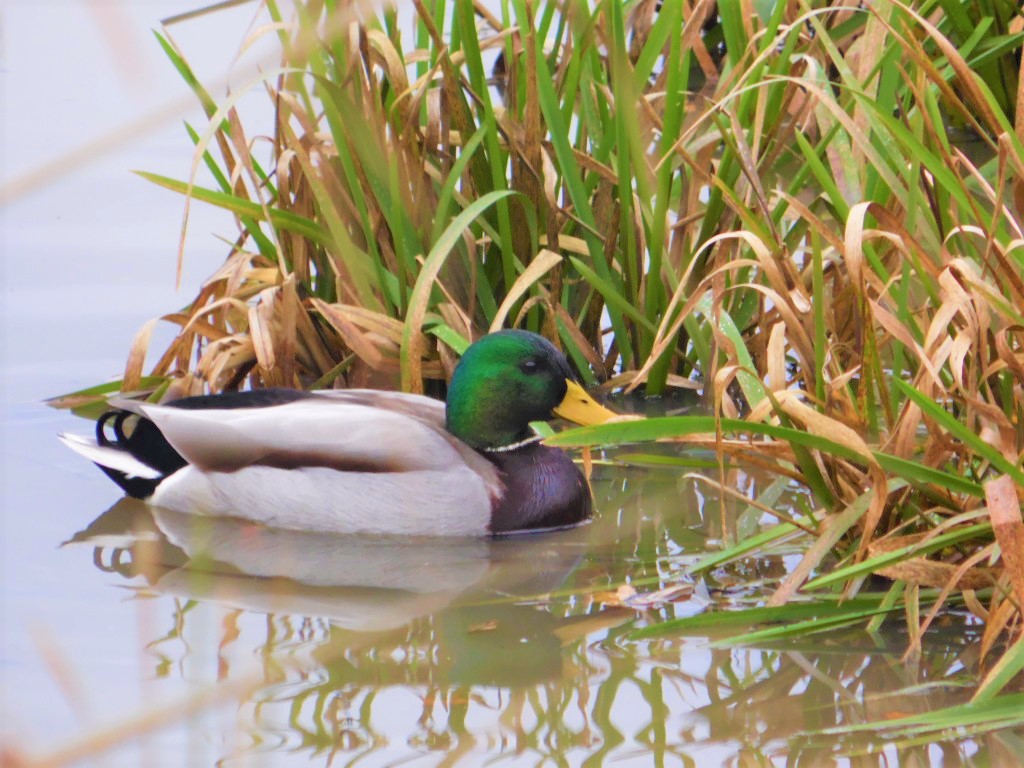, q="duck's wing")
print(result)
[311,389,446,429]
[140,390,497,483]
